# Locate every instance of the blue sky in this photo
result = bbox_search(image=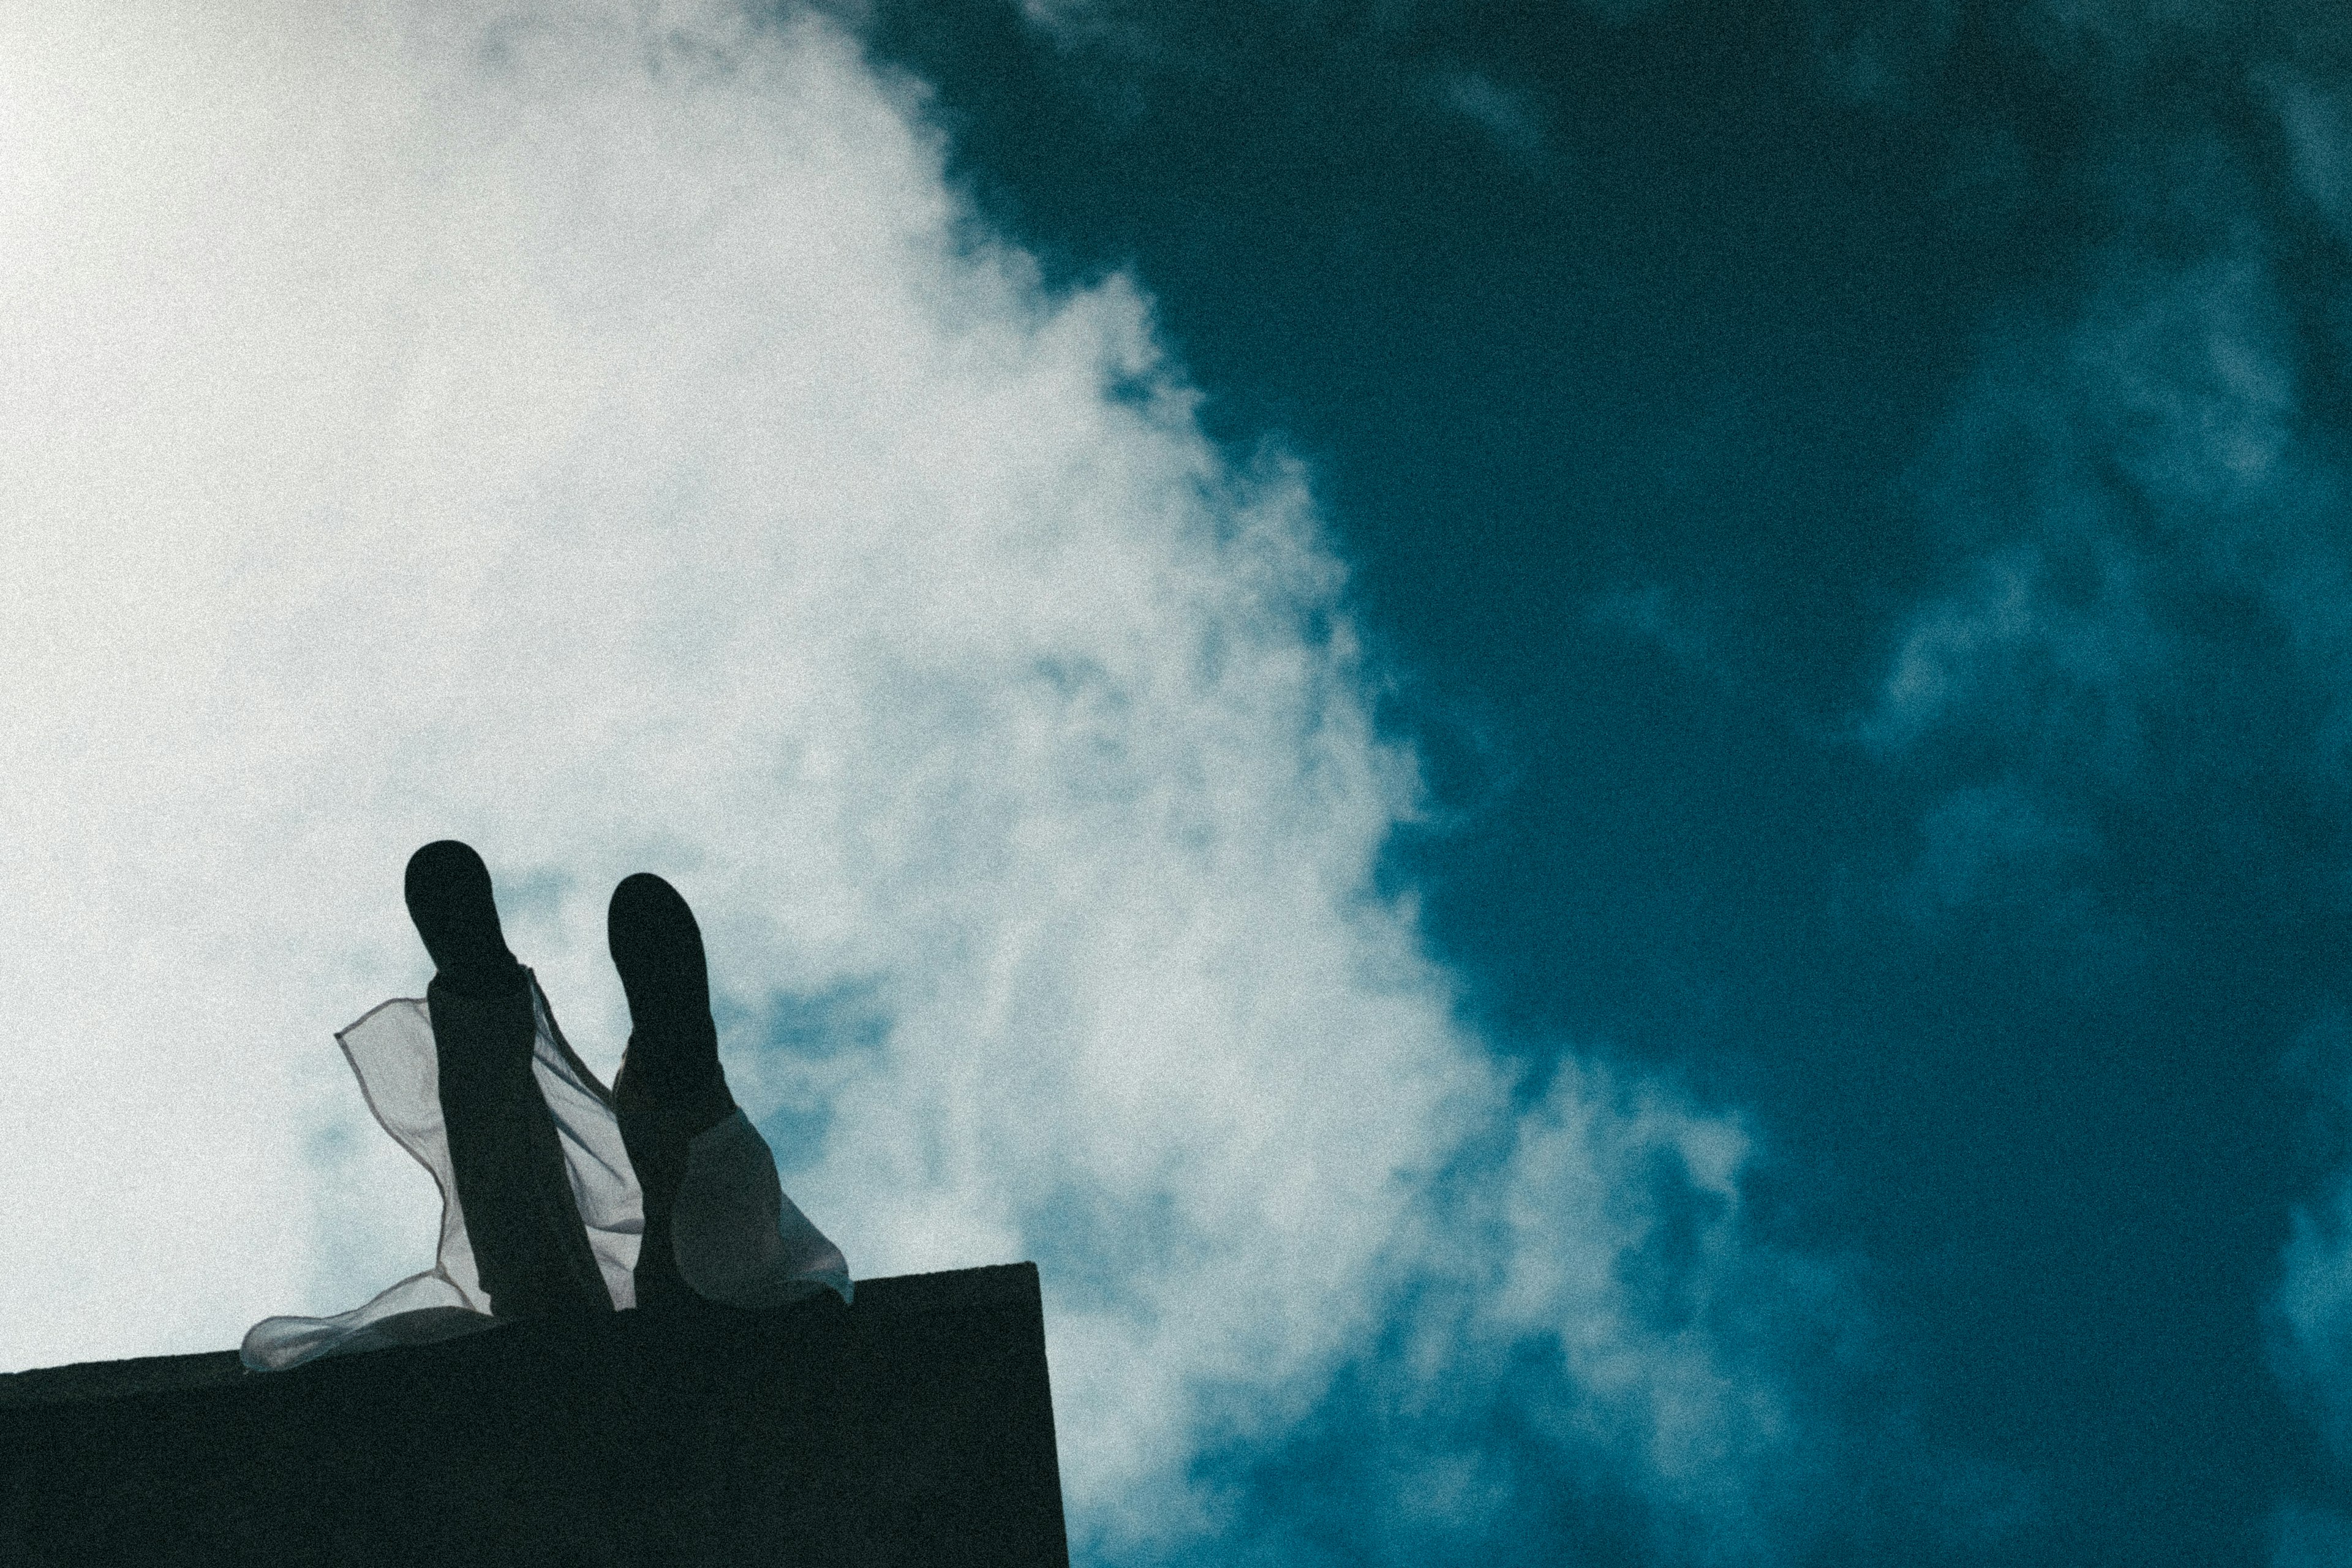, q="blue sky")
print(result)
[2,2,2348,1564]
[862,2,2352,1560]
